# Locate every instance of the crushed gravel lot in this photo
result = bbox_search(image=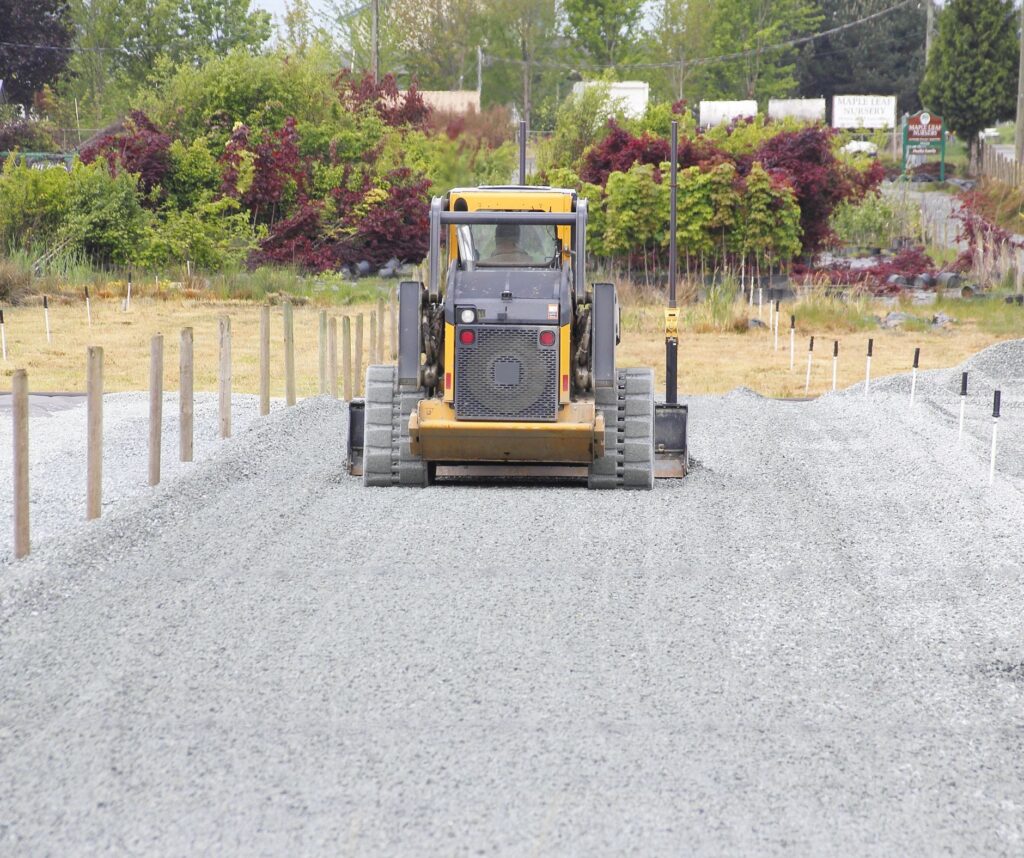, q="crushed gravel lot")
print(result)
[1,340,1023,855]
